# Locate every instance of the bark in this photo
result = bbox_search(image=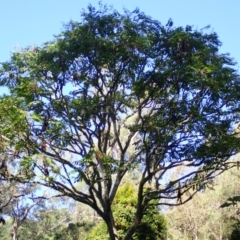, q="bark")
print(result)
[106,221,118,240]
[12,221,19,240]
[105,209,119,240]
[123,178,146,240]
